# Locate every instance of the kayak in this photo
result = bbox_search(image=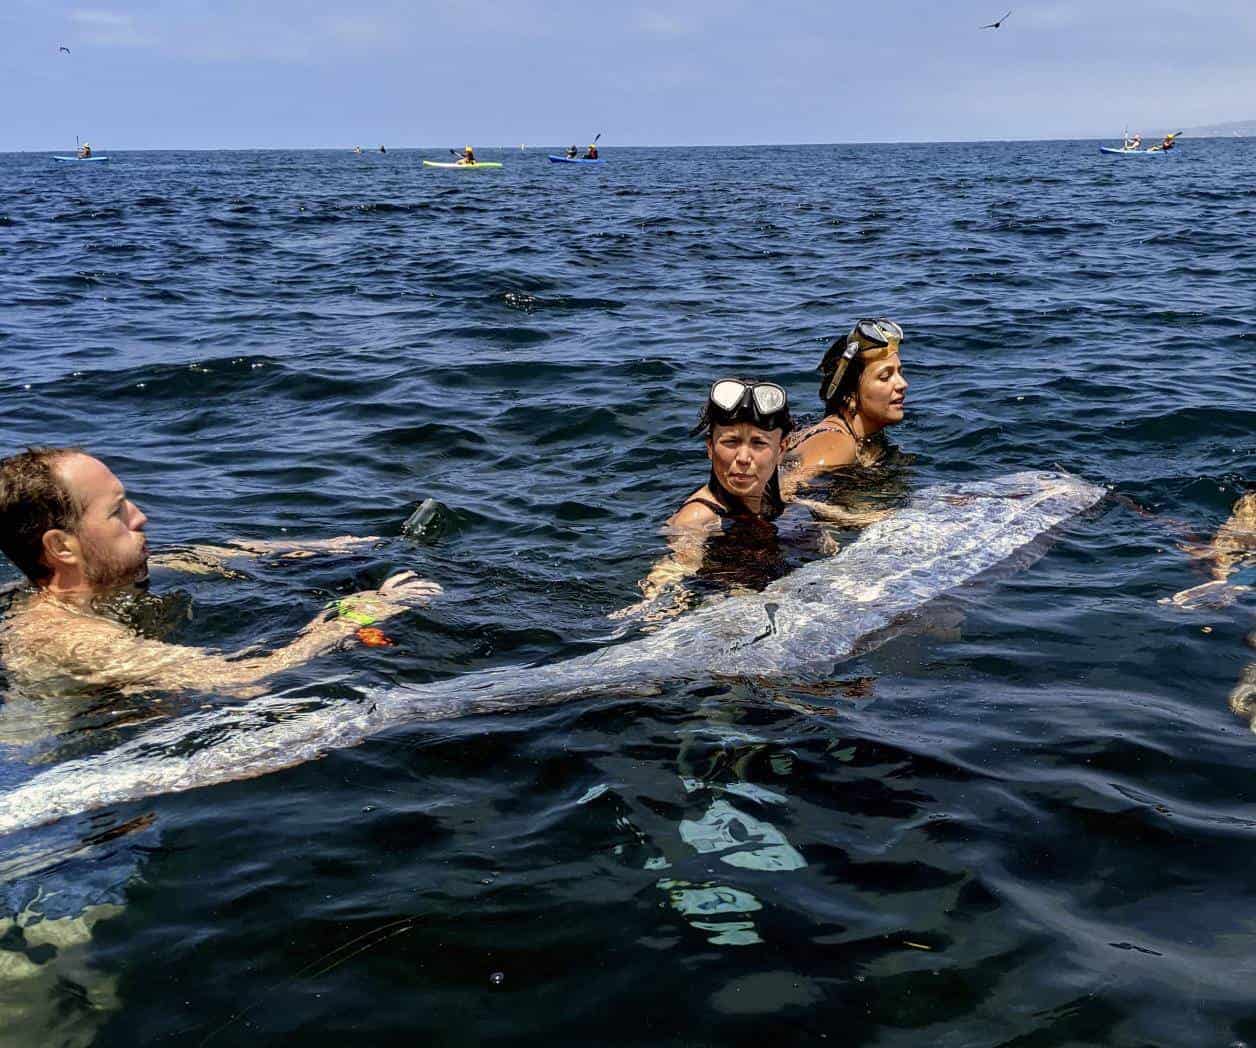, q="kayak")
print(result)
[1099,147,1168,156]
[548,155,604,165]
[422,160,502,169]
[52,155,110,162]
